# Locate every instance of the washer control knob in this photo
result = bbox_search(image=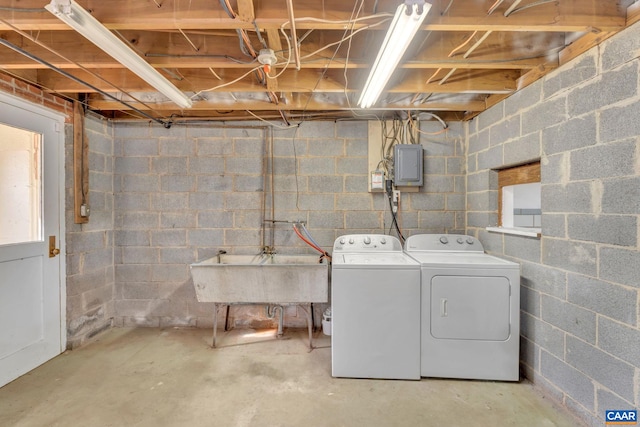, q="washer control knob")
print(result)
[380,238,387,244]
[339,238,345,245]
[439,236,449,244]
[363,236,371,245]
[348,238,355,244]
[457,237,464,244]
[466,237,474,245]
